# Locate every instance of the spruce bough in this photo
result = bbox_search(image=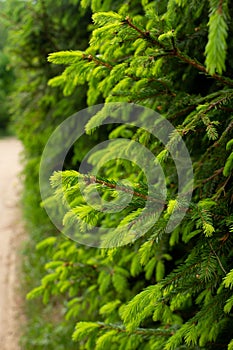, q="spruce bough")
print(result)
[11,0,233,349]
